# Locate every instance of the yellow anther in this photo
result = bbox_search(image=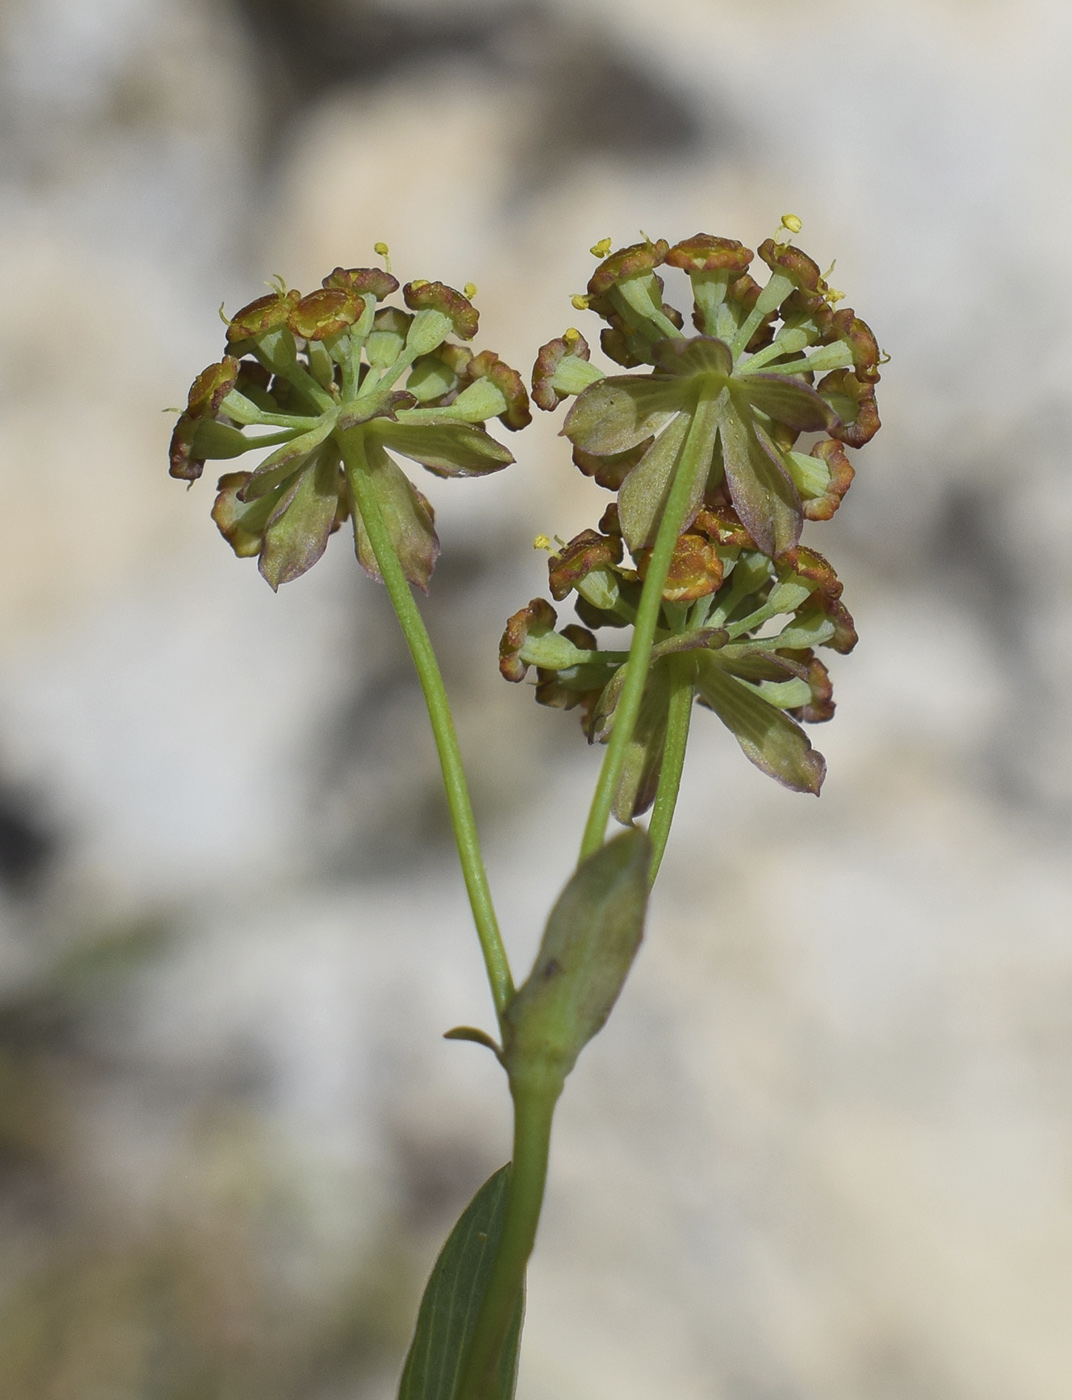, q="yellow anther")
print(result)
[464,282,478,299]
[590,237,612,258]
[374,241,392,272]
[824,286,846,304]
[571,294,590,311]
[410,278,430,290]
[563,327,581,343]
[533,534,553,552]
[780,213,803,235]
